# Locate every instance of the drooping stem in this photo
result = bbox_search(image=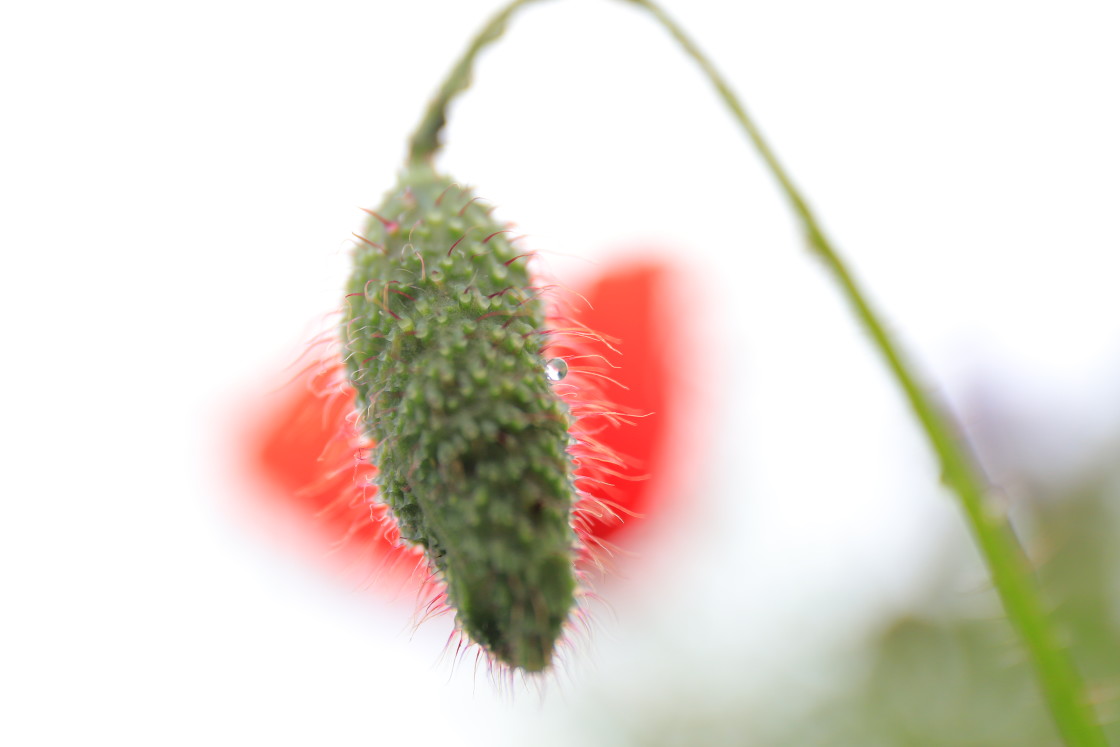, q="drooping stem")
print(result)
[408,1,1107,743]
[408,0,553,164]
